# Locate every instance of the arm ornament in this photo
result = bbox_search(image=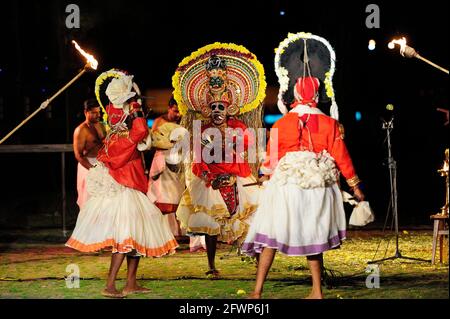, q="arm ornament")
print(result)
[347,175,361,188]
